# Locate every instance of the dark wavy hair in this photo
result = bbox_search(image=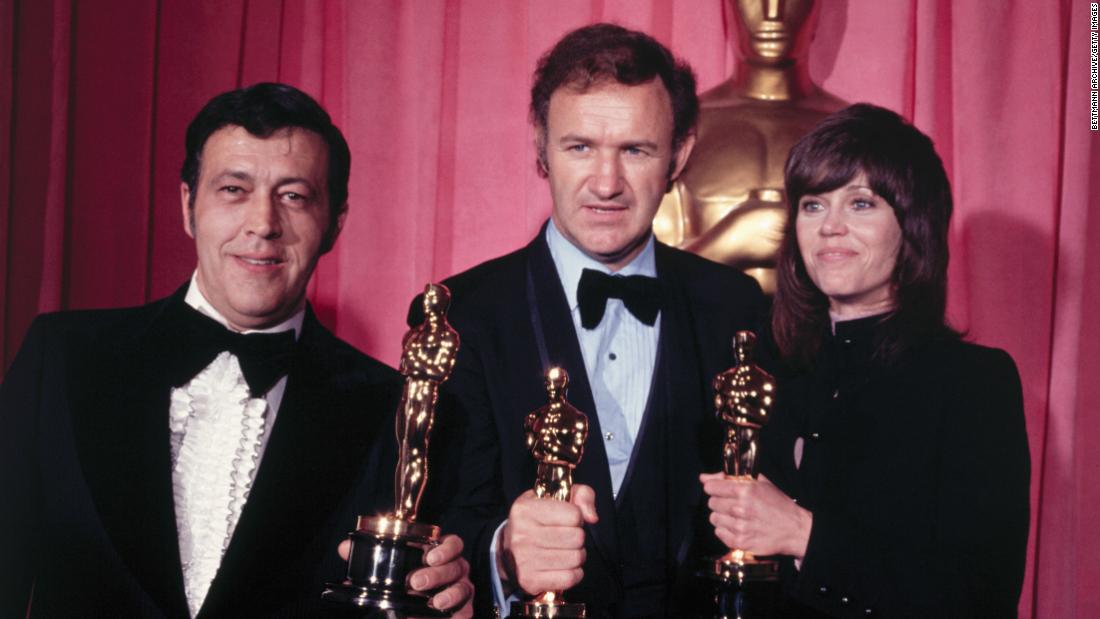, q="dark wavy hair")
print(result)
[180,82,351,252]
[773,103,958,367]
[529,23,698,177]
